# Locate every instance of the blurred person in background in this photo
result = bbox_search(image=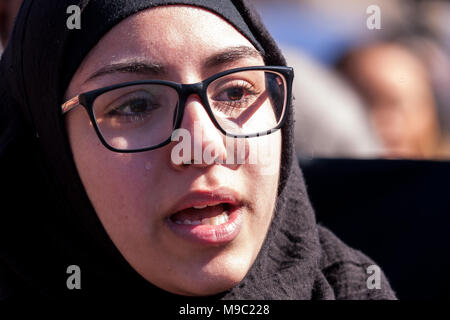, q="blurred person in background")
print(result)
[283,46,384,158]
[403,35,450,155]
[336,42,450,159]
[0,0,22,52]
[252,0,450,160]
